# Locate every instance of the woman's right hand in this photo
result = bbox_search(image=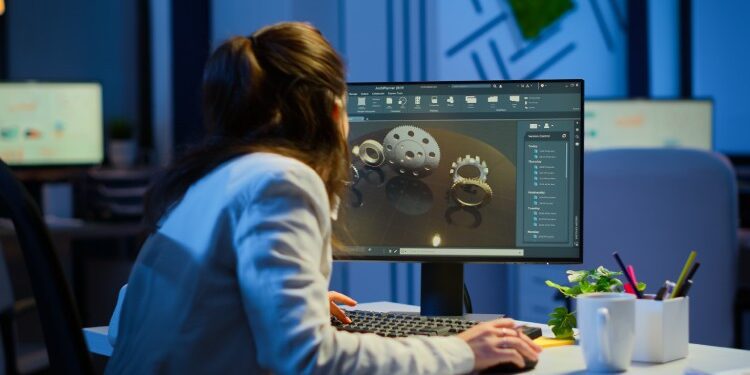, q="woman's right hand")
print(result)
[456,318,542,371]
